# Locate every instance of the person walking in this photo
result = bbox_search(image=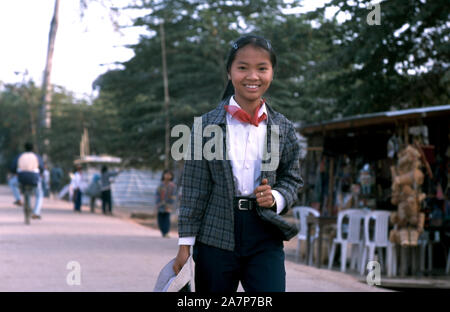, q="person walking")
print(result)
[71,165,86,213]
[50,166,63,198]
[172,35,303,292]
[33,173,44,219]
[42,164,50,198]
[155,170,177,238]
[86,172,101,213]
[100,165,121,215]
